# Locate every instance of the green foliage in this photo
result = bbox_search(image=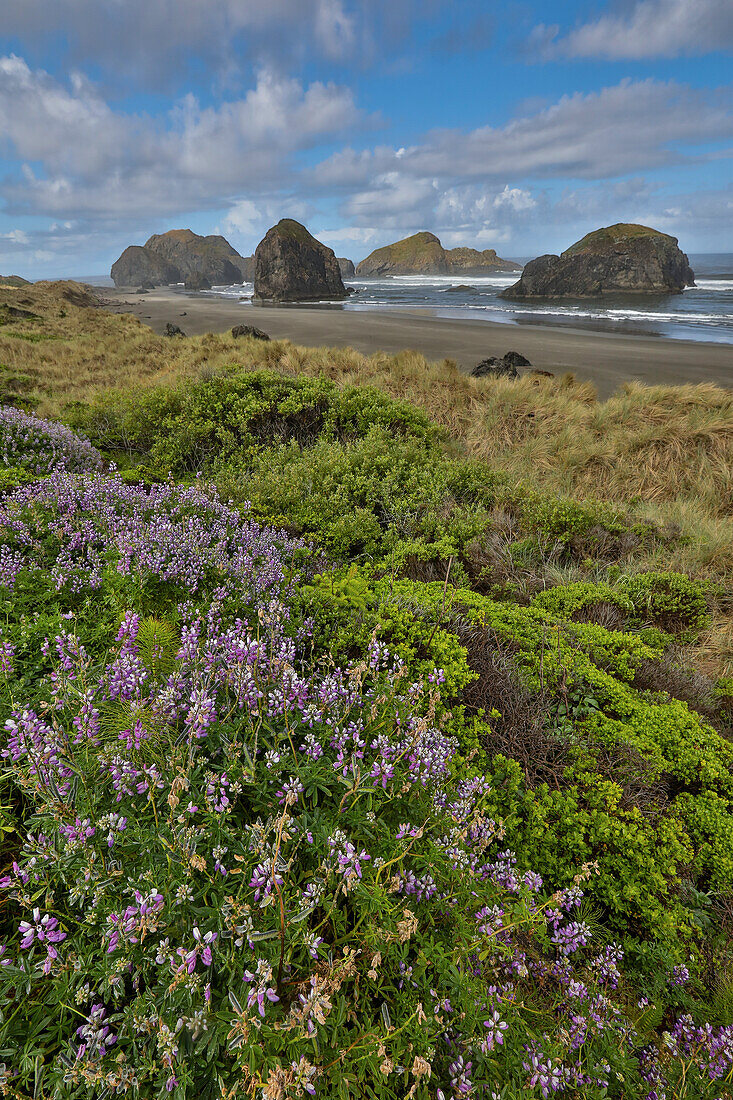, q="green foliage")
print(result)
[71,369,441,472]
[305,574,733,935]
[220,430,495,563]
[621,570,711,636]
[531,572,711,638]
[519,493,629,541]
